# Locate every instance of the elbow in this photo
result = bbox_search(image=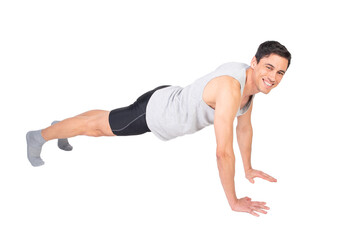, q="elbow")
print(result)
[236,125,253,133]
[216,149,235,172]
[216,149,233,161]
